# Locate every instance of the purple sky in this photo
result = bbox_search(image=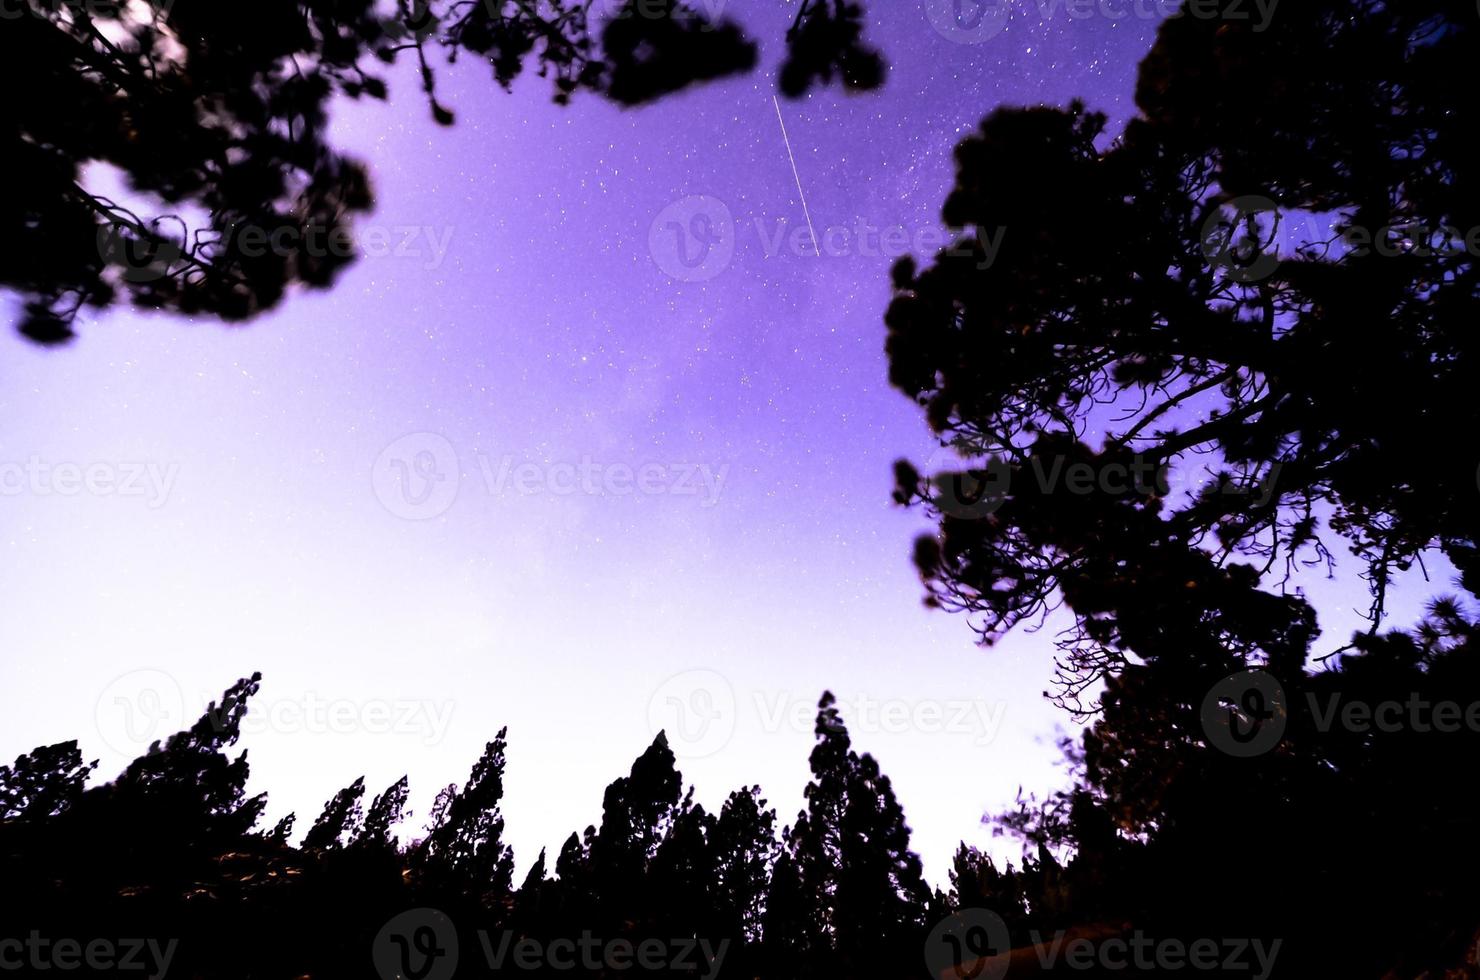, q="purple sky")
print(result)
[0,0,1439,882]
